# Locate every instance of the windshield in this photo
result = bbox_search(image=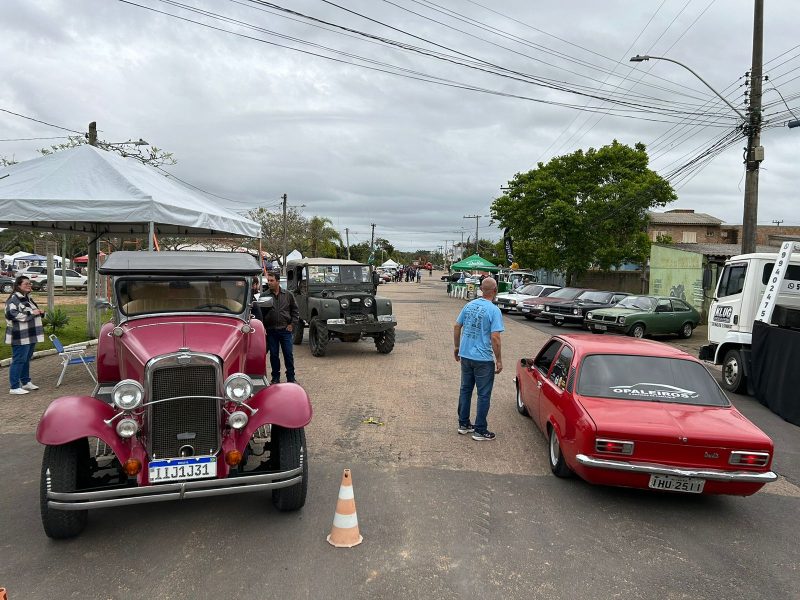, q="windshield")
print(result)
[577,355,729,406]
[308,265,371,284]
[549,287,584,299]
[519,284,543,295]
[576,291,613,303]
[616,296,656,311]
[117,277,248,316]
